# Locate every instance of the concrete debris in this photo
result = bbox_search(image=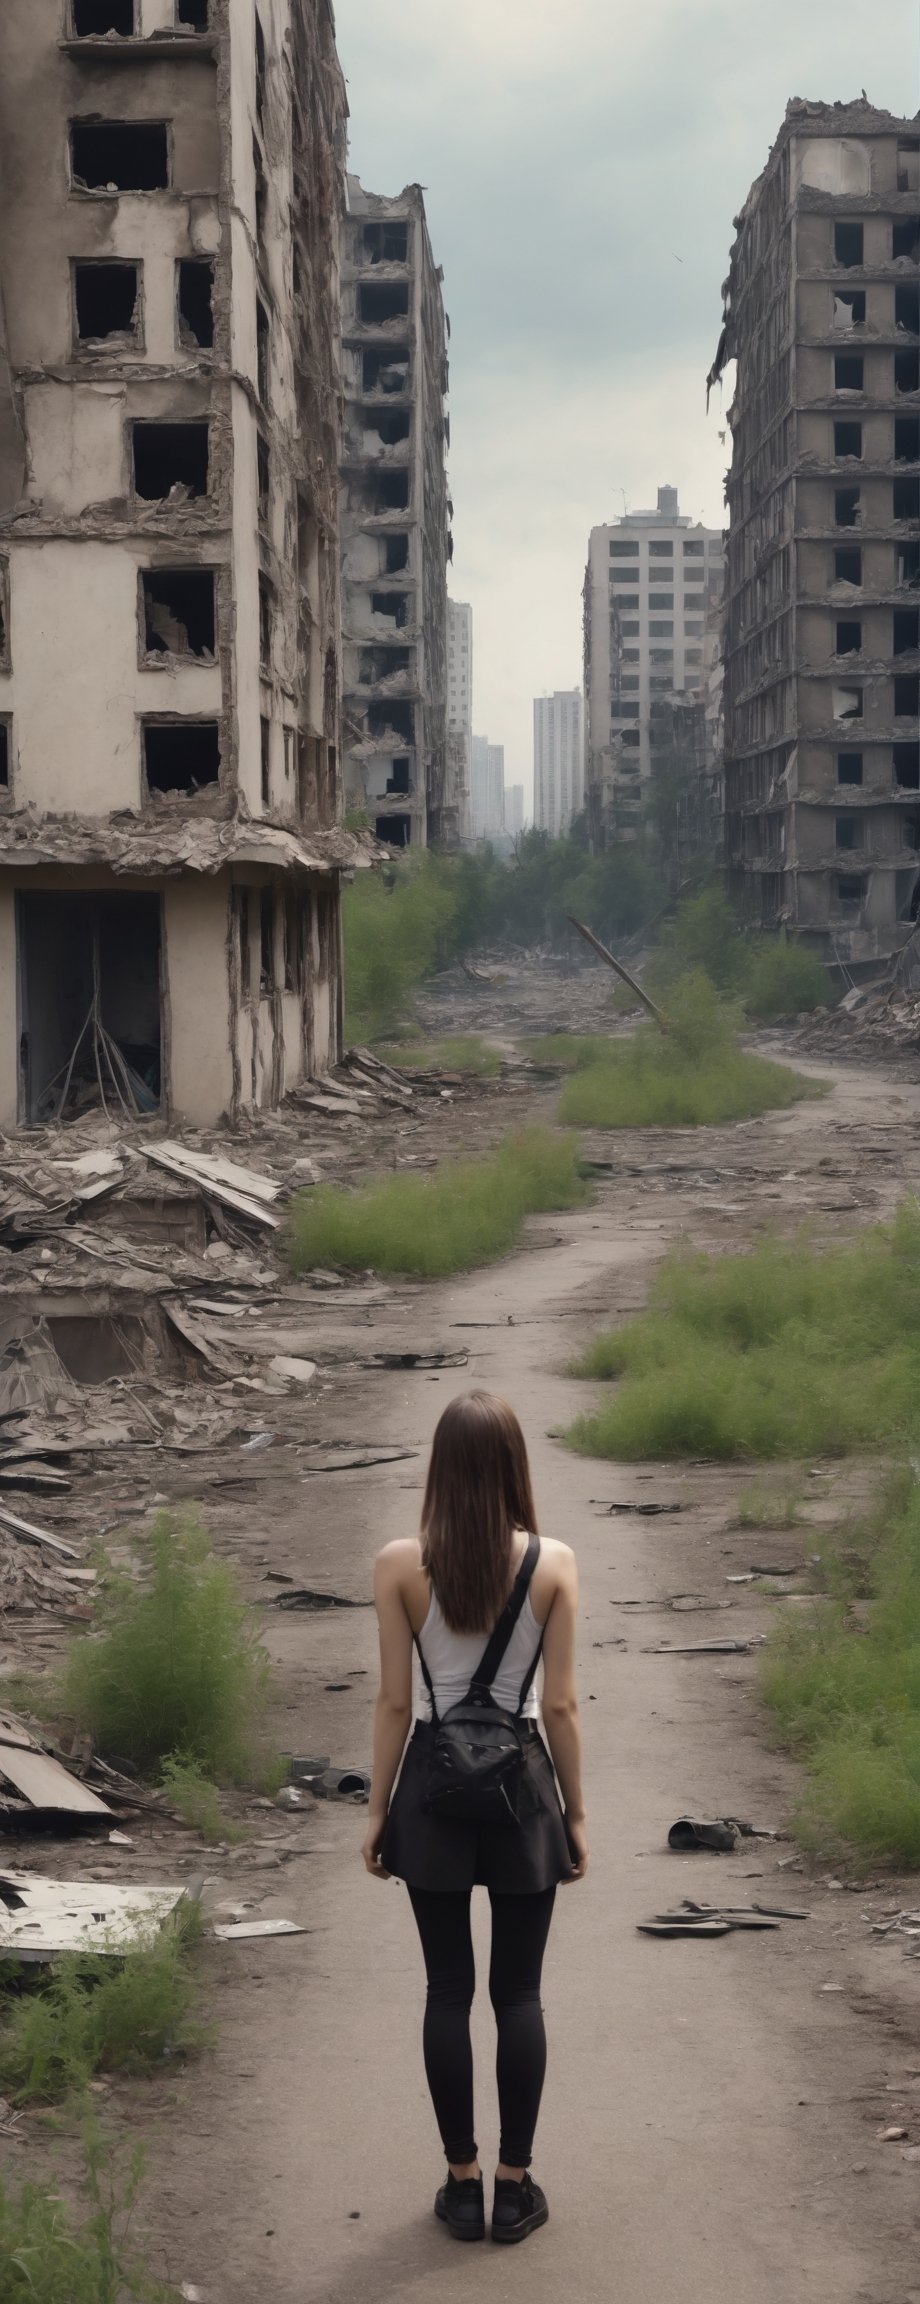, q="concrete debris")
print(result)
[0,1871,188,1960]
[0,1707,113,1827]
[212,1917,307,1941]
